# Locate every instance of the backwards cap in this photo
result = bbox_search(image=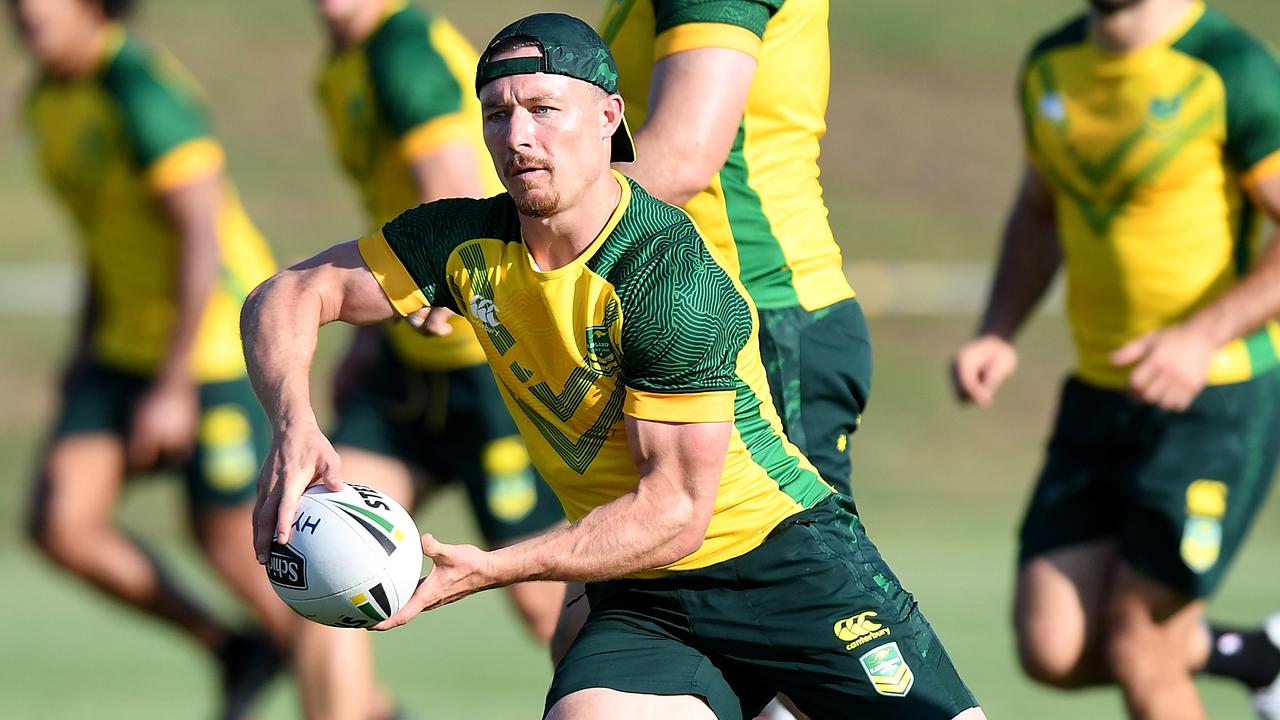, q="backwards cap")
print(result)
[476,13,635,163]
